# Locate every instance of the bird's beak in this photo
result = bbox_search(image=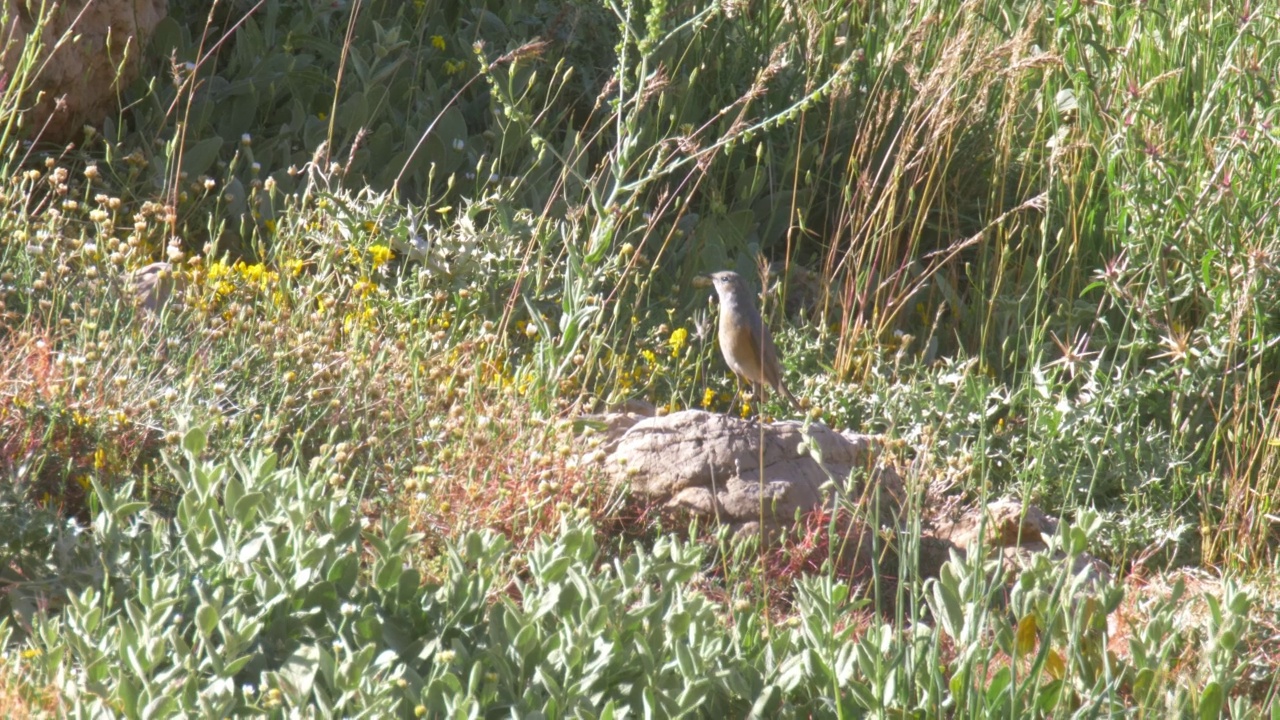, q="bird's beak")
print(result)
[692,275,713,288]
